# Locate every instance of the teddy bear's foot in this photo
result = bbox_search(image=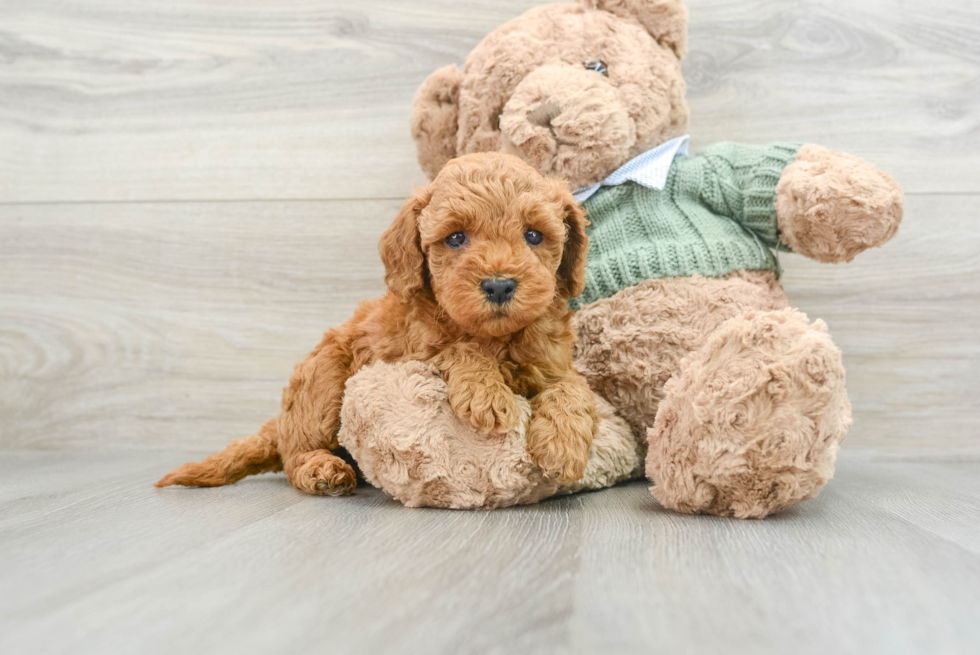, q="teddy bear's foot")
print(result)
[337,361,640,509]
[776,144,903,263]
[646,308,852,519]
